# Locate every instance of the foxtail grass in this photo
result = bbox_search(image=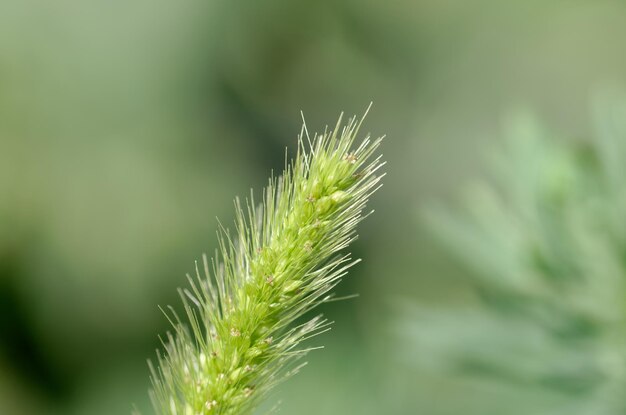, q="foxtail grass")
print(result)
[148,108,384,415]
